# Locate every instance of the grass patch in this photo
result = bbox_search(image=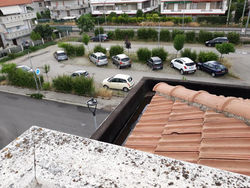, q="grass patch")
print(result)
[220,58,232,69]
[58,36,81,42]
[228,71,240,79]
[96,88,112,99]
